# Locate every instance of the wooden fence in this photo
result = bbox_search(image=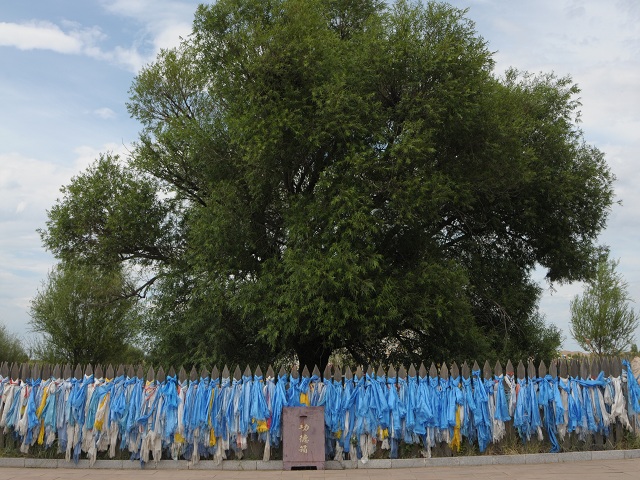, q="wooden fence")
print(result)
[0,356,636,462]
[0,355,629,384]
